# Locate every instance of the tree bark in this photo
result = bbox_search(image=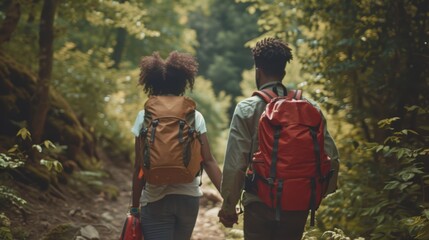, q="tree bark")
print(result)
[31,0,57,144]
[110,27,127,69]
[0,0,21,45]
[110,0,127,69]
